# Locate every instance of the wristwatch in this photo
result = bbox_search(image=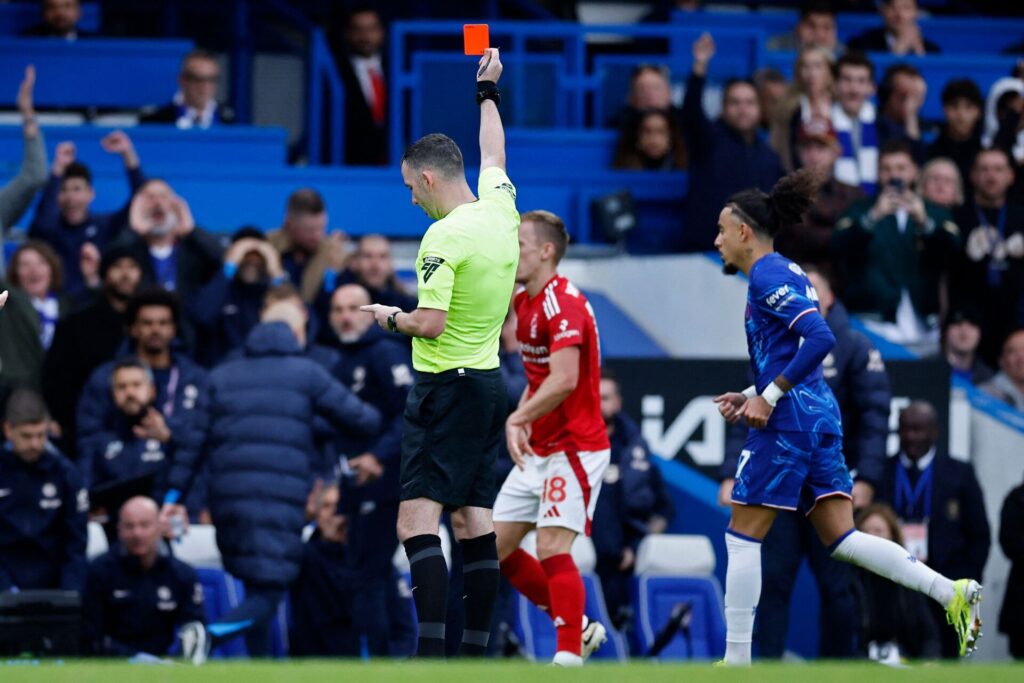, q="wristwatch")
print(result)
[387,311,400,333]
